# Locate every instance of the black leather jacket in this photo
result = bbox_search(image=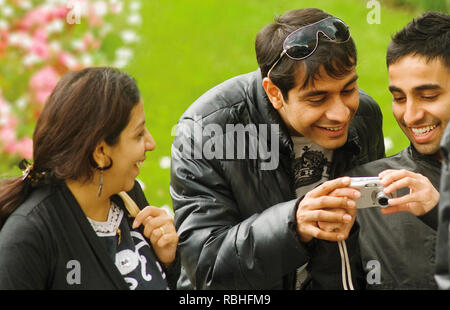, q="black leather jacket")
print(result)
[170,70,385,289]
